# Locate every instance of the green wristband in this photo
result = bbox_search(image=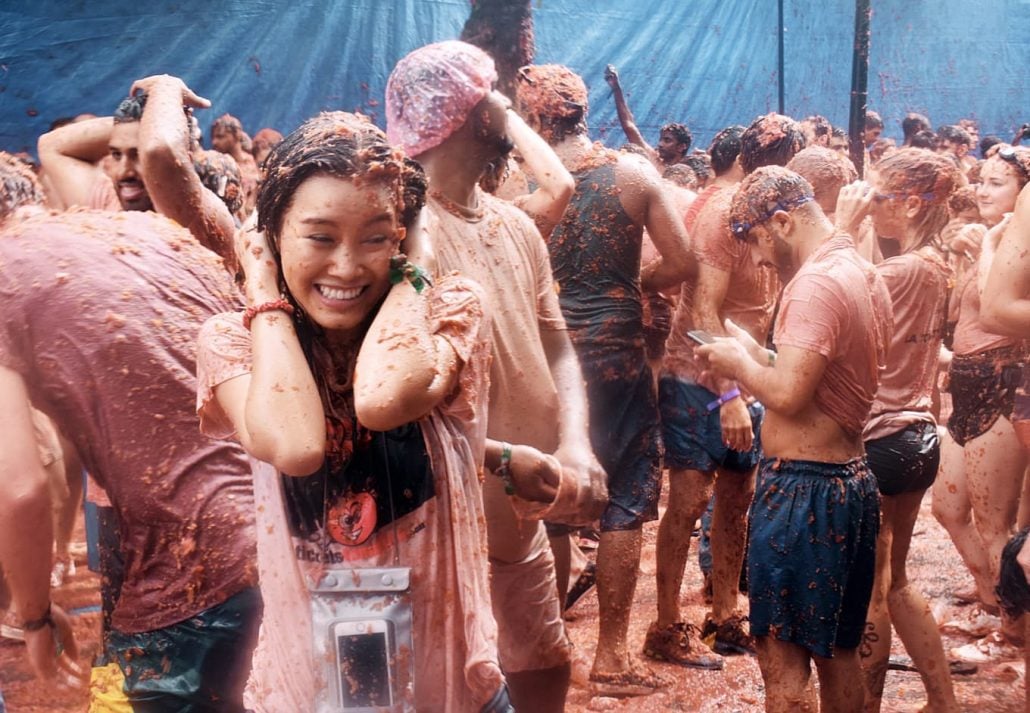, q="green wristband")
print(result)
[496,442,515,496]
[389,254,432,294]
